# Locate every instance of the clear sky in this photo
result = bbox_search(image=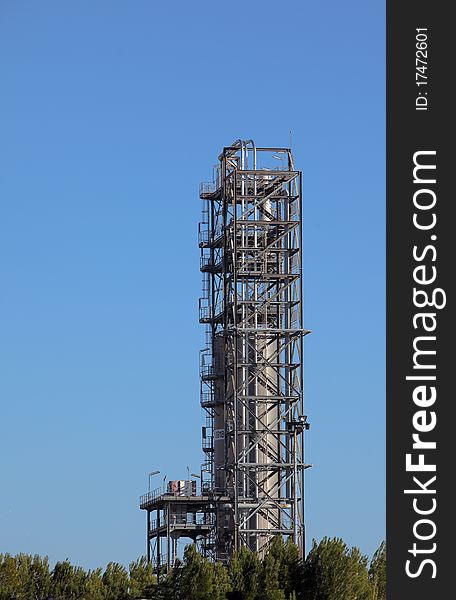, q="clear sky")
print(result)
[0,0,385,569]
